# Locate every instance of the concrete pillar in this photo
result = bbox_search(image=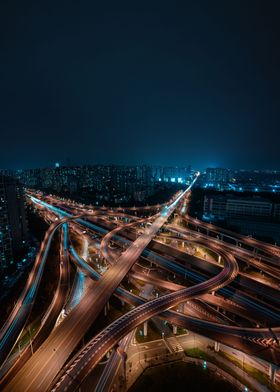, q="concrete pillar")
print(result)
[143,321,148,337]
[122,352,128,387]
[116,347,127,388]
[211,291,215,296]
[269,364,277,384]
[173,325,178,334]
[218,255,221,264]
[104,302,110,316]
[214,341,220,352]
